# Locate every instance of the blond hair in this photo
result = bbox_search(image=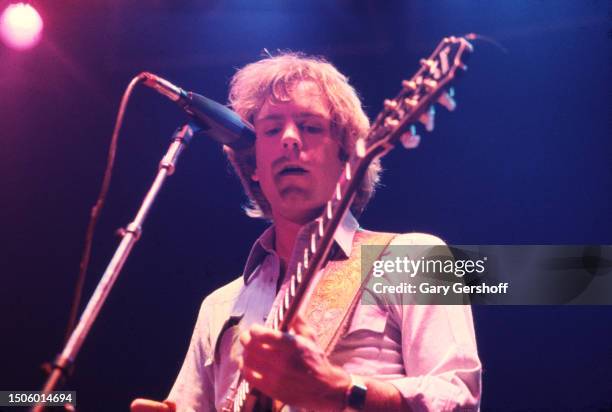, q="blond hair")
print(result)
[225,52,381,219]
